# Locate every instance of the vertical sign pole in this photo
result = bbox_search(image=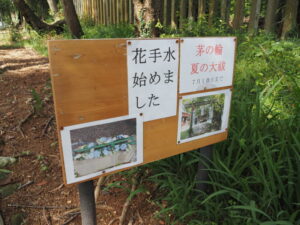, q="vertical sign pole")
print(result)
[195,145,213,191]
[78,181,97,225]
